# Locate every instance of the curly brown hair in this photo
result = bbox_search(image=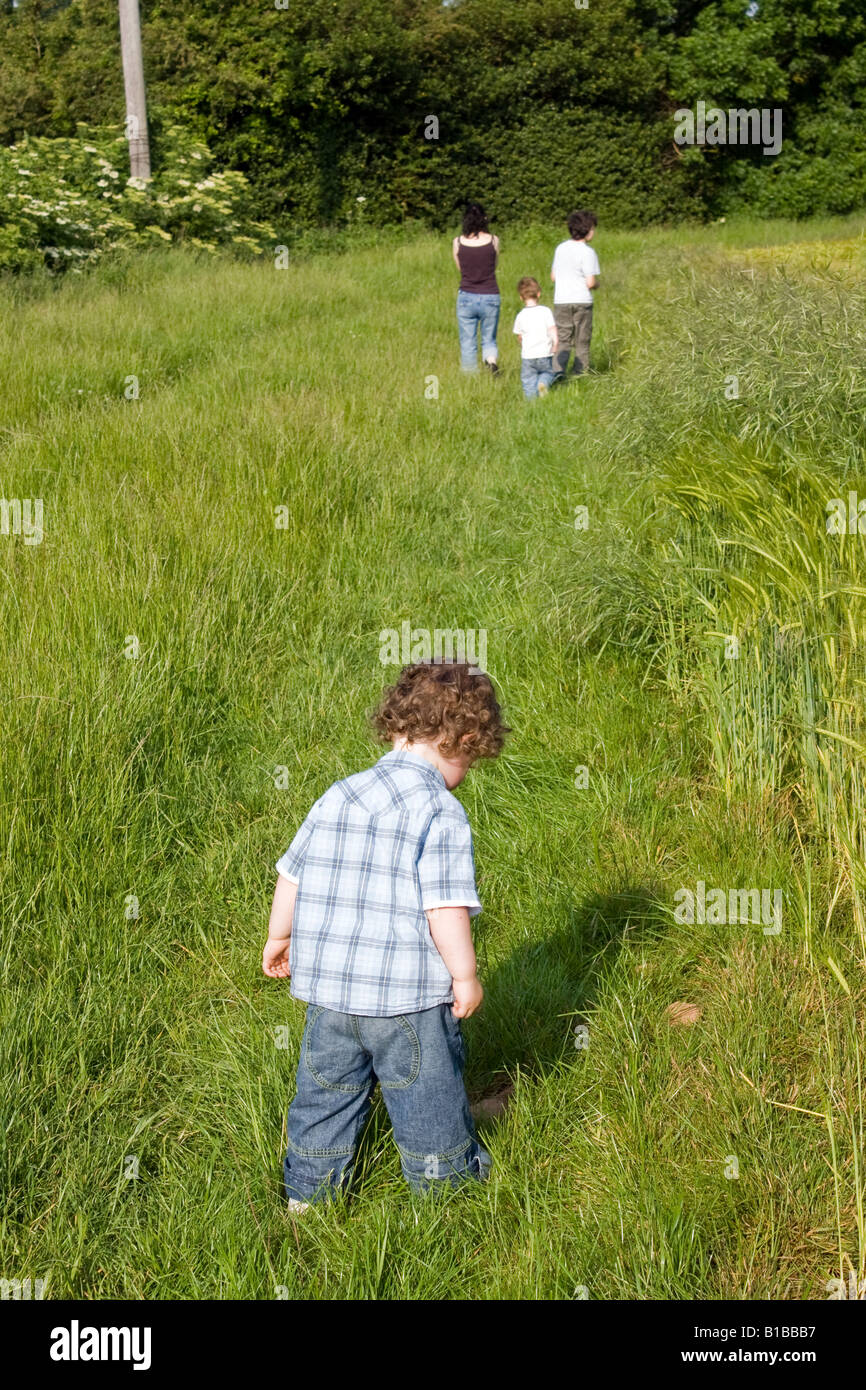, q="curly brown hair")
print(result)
[372,661,508,761]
